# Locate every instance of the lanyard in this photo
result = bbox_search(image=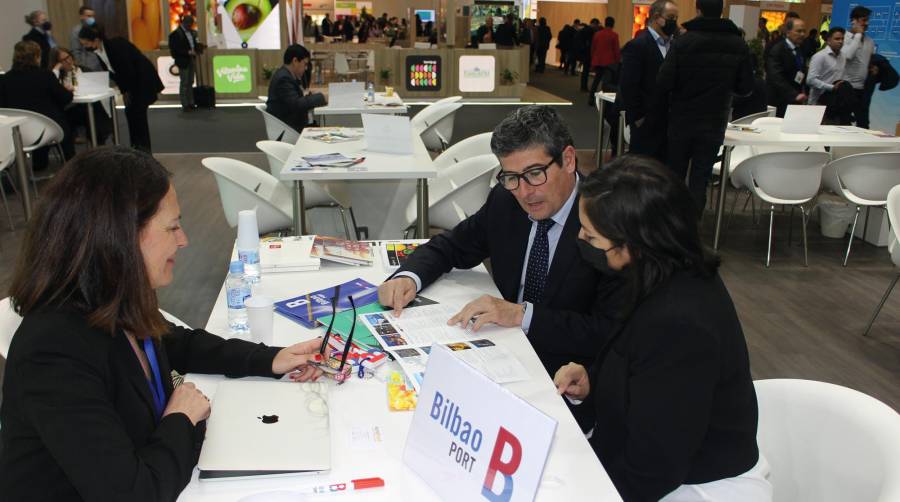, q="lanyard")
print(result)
[142,338,167,421]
